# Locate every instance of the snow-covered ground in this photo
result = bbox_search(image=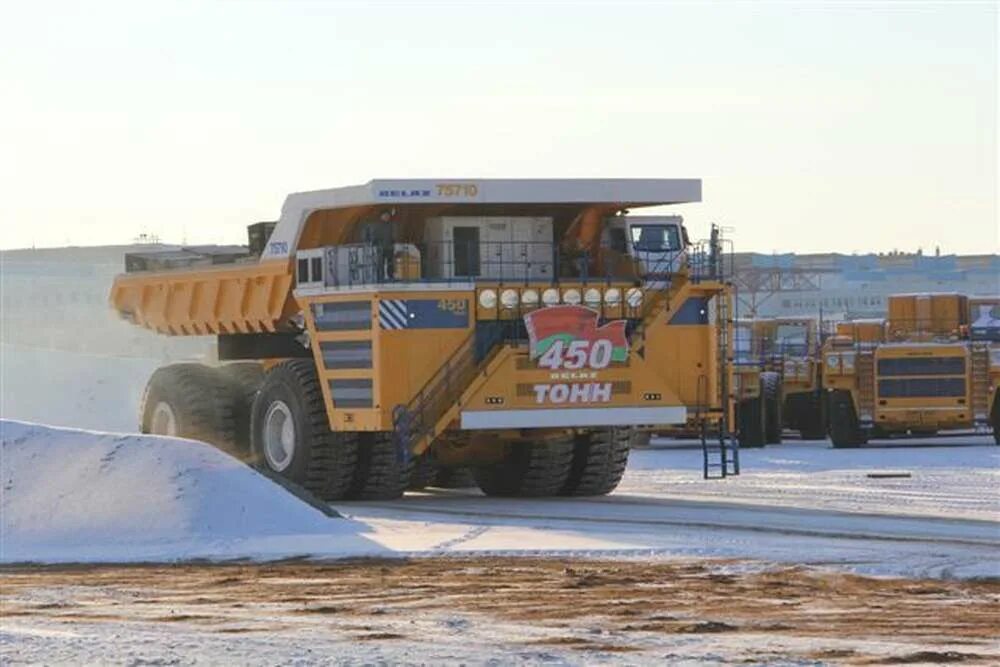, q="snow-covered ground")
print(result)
[2,339,1000,664]
[3,420,998,580]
